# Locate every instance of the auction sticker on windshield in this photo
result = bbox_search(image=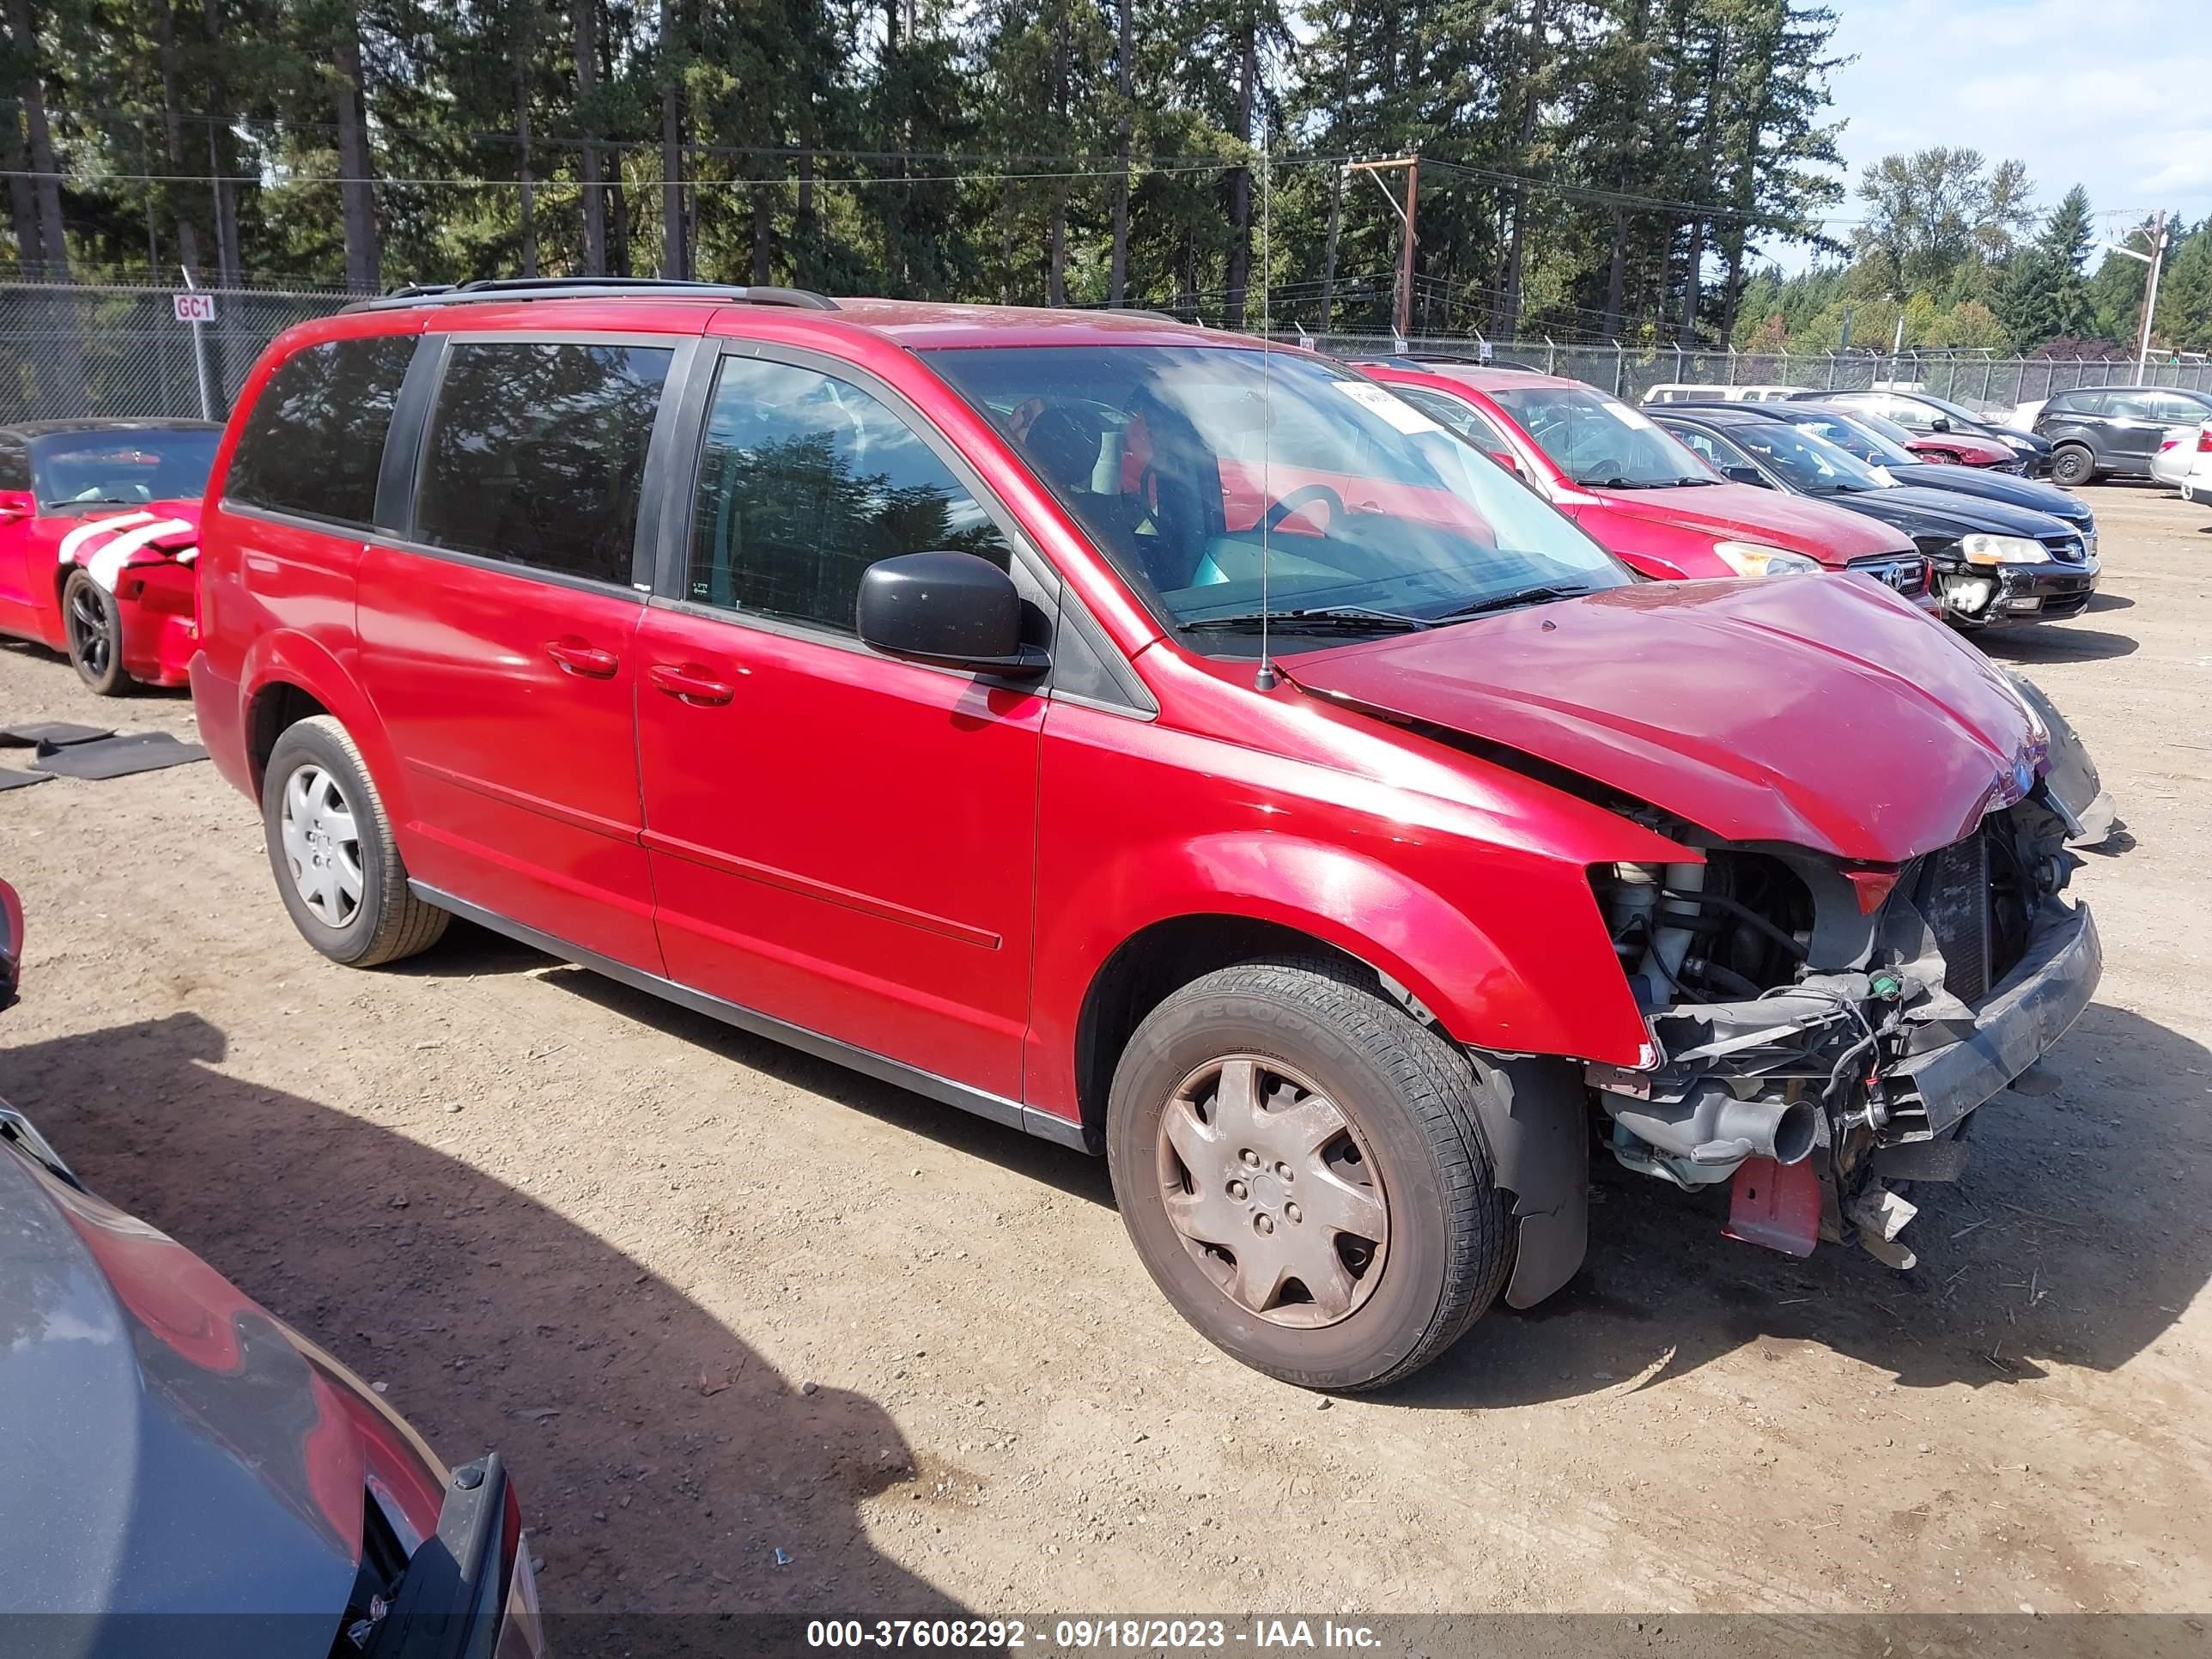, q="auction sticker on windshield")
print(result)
[1333,380,1447,436]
